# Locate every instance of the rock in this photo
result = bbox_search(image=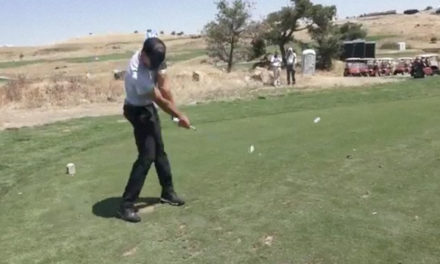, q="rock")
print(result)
[192,71,205,82]
[113,69,126,80]
[107,97,117,102]
[251,67,274,85]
